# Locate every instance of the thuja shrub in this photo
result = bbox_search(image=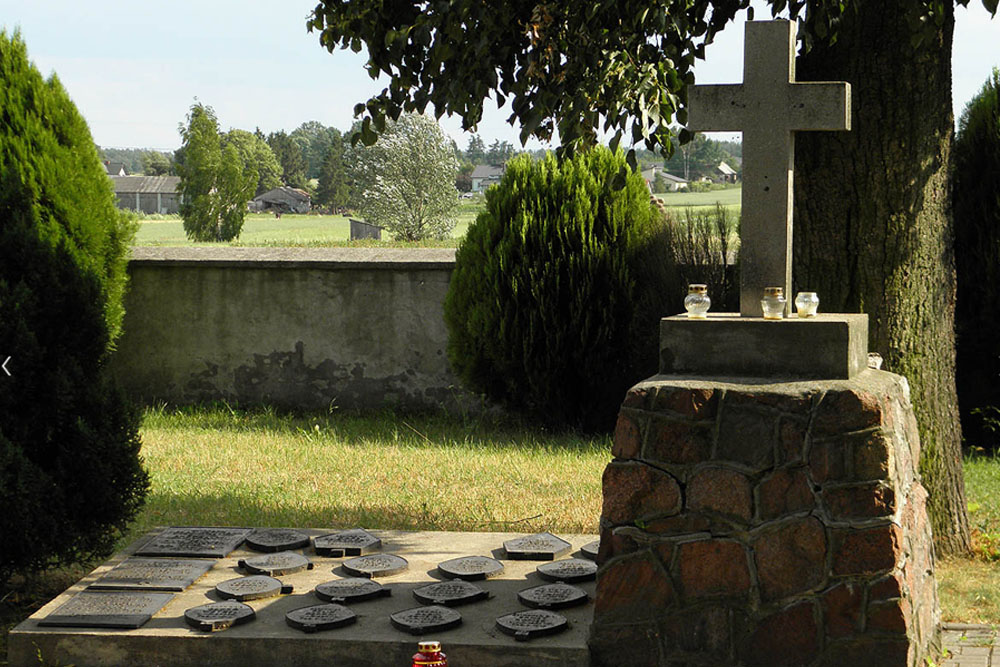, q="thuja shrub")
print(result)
[444,148,676,431]
[0,31,148,581]
[954,67,1000,452]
